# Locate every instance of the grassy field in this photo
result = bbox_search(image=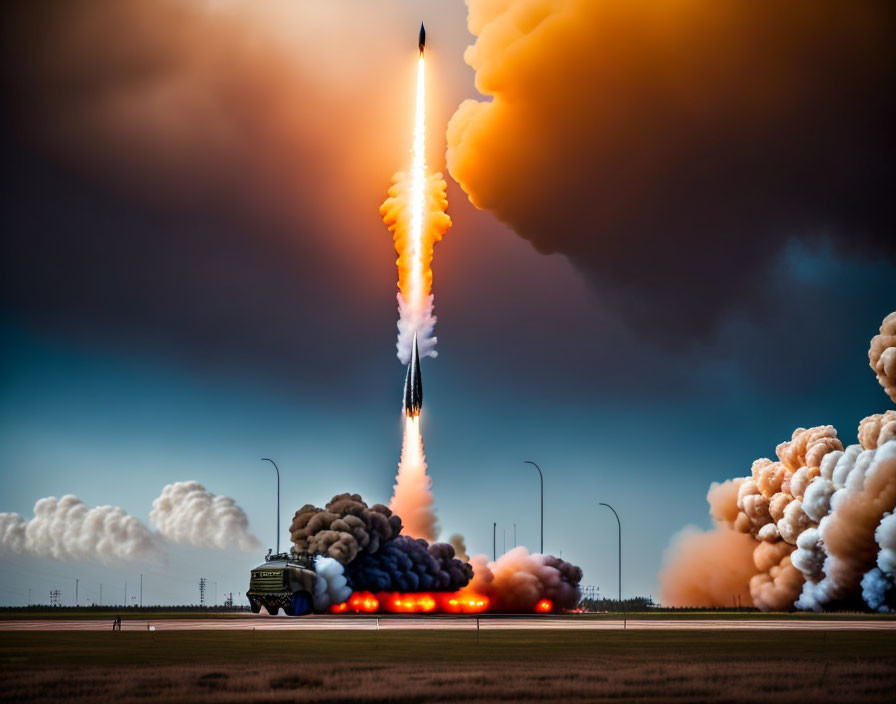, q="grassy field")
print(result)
[2,629,894,702]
